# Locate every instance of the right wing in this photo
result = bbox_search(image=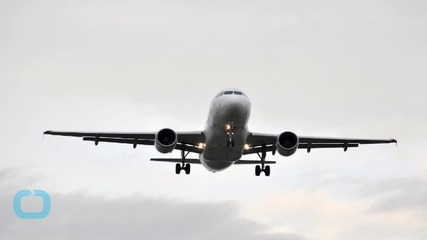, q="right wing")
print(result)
[43,130,205,154]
